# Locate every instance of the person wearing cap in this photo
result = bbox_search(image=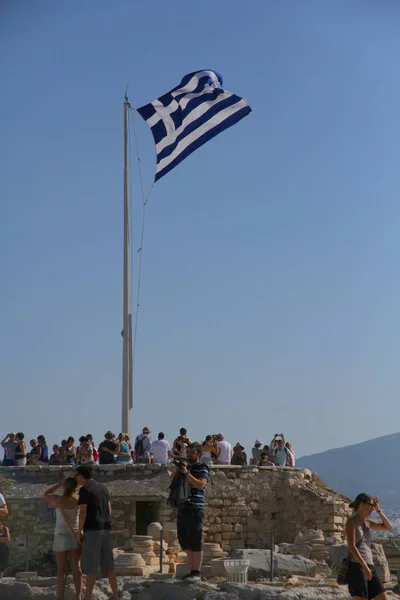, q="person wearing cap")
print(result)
[170,441,209,582]
[251,440,263,466]
[270,433,293,467]
[231,443,247,466]
[134,427,152,462]
[1,433,18,466]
